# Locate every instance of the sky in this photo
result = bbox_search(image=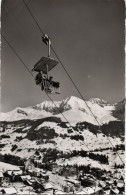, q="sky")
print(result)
[1,0,125,112]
